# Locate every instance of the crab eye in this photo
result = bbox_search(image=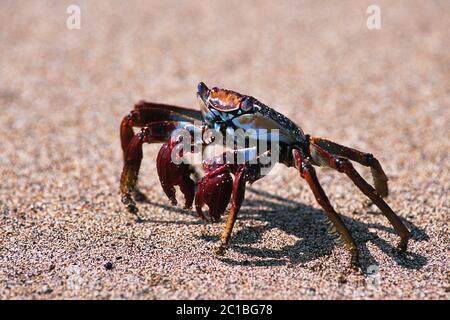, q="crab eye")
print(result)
[197,82,209,98]
[241,97,253,111]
